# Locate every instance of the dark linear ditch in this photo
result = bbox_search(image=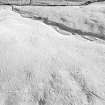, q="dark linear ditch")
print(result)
[13,7,105,41]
